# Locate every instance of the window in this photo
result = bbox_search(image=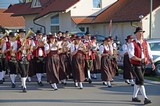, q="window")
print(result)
[31,0,41,8]
[51,15,59,34]
[93,0,101,8]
